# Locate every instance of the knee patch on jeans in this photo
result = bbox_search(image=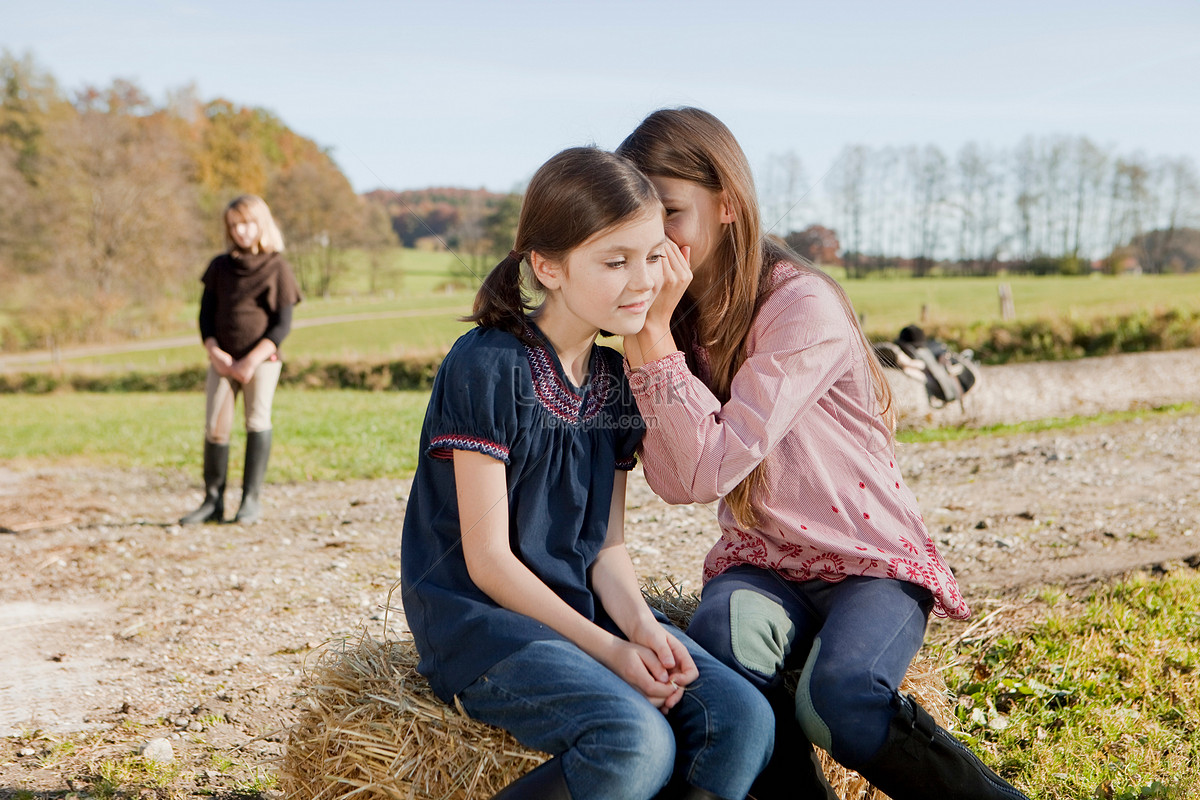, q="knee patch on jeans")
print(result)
[729,589,795,677]
[795,637,833,753]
